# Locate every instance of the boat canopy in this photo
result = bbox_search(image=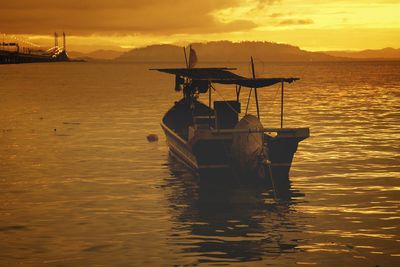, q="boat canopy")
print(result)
[151,67,299,88]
